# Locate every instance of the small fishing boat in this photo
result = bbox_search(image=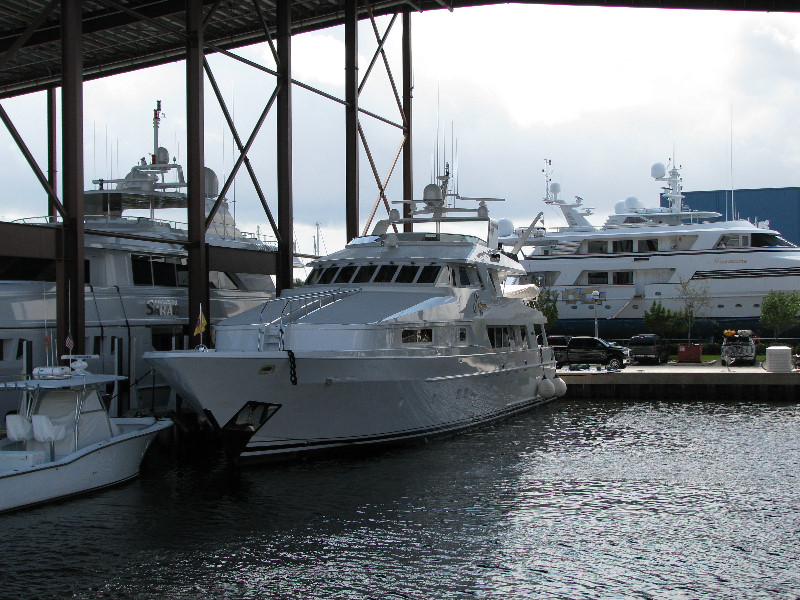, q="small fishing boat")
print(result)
[0,358,172,513]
